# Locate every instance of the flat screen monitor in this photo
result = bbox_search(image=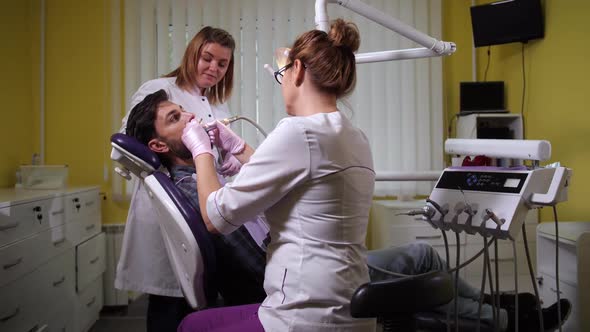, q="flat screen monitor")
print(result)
[470,0,544,47]
[460,81,506,114]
